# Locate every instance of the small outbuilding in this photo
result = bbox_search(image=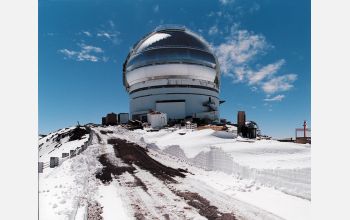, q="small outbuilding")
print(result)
[236,111,260,139]
[147,111,167,128]
[245,121,258,139]
[118,113,129,124]
[106,113,118,125]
